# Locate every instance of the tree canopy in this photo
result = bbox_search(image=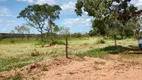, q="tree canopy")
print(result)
[18,4,62,41]
[75,0,142,36]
